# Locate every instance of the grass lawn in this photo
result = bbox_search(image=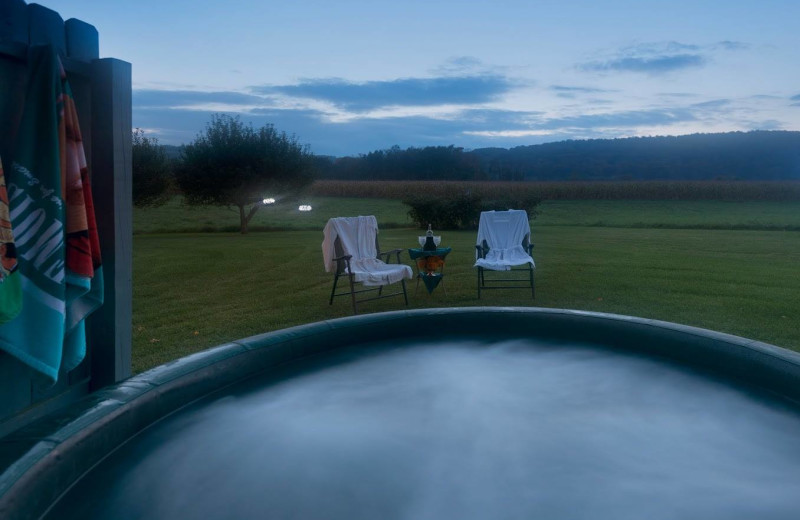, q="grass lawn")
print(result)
[133,196,413,234]
[537,200,800,230]
[132,223,800,372]
[134,197,800,234]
